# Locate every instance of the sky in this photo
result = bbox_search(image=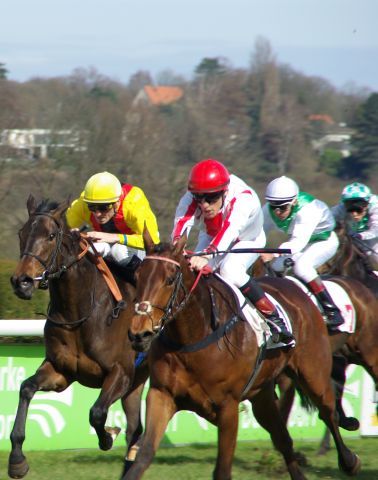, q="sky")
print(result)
[2,0,378,90]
